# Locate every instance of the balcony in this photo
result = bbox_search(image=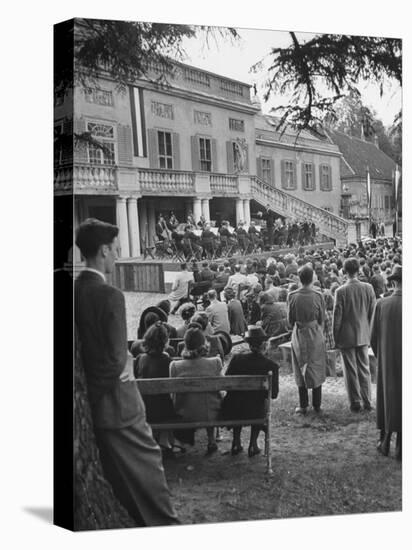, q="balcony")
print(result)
[138,169,195,195]
[54,163,118,194]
